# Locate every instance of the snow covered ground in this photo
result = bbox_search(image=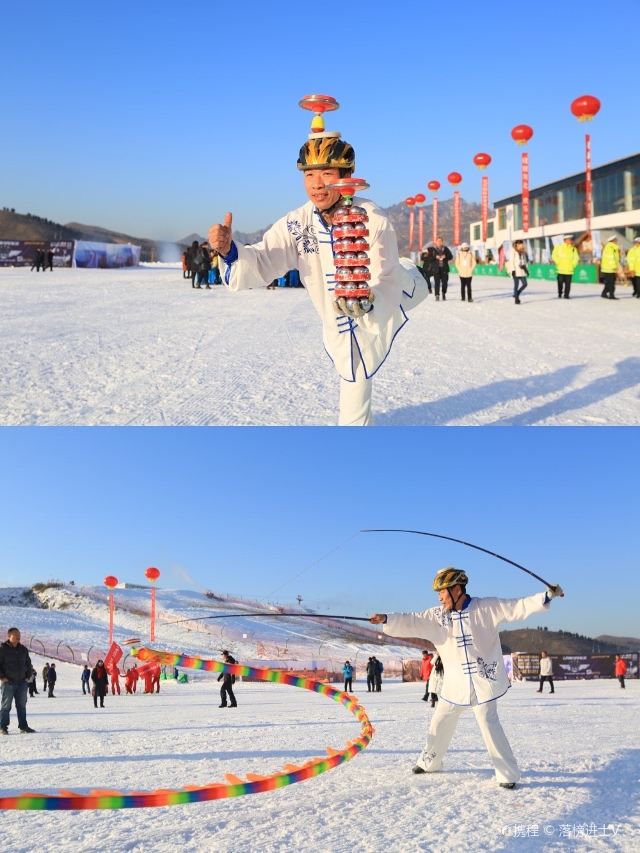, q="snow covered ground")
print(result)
[0,657,637,853]
[1,266,638,426]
